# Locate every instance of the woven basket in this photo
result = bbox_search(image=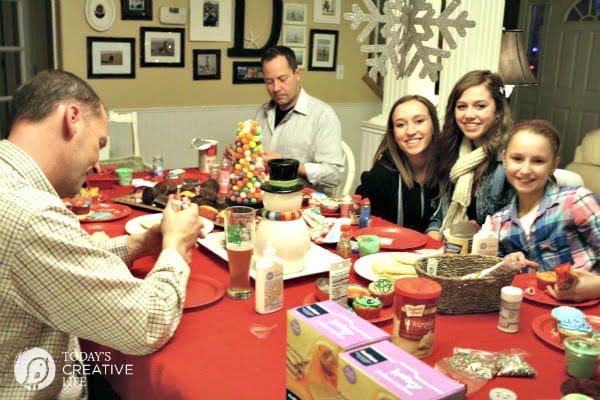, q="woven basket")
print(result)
[414,254,516,314]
